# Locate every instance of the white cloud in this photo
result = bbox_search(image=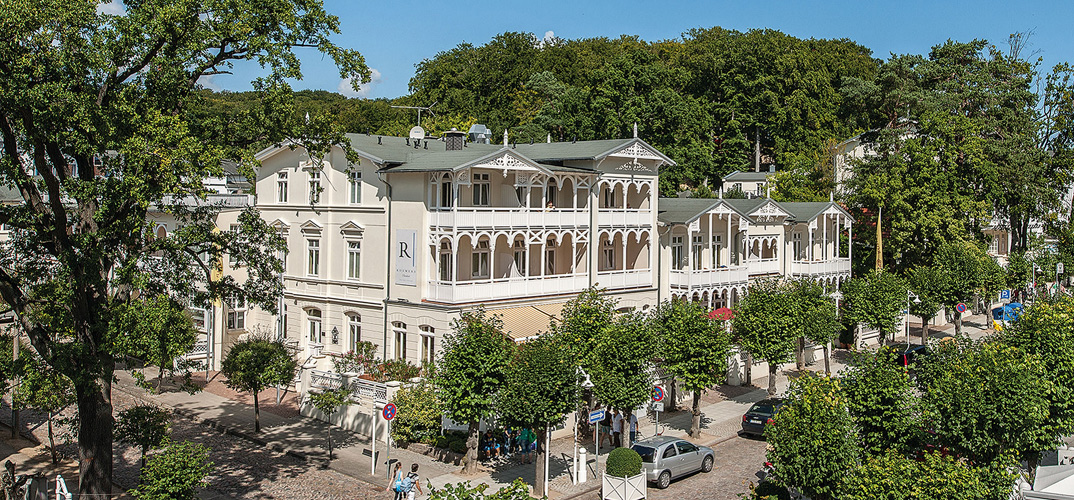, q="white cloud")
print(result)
[338,68,381,98]
[96,0,126,16]
[197,74,221,91]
